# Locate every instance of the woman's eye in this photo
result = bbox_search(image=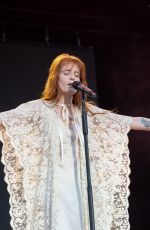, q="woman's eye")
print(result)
[64,72,69,75]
